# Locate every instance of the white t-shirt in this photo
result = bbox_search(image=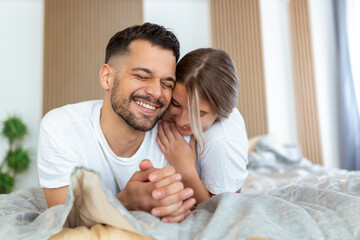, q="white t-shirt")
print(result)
[194,108,249,194]
[37,100,167,194]
[37,100,248,196]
